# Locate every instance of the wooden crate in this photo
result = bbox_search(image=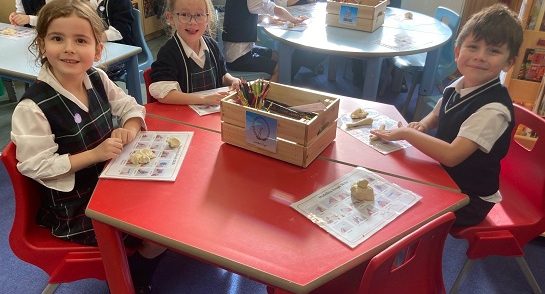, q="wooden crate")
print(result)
[325,0,387,32]
[220,83,339,167]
